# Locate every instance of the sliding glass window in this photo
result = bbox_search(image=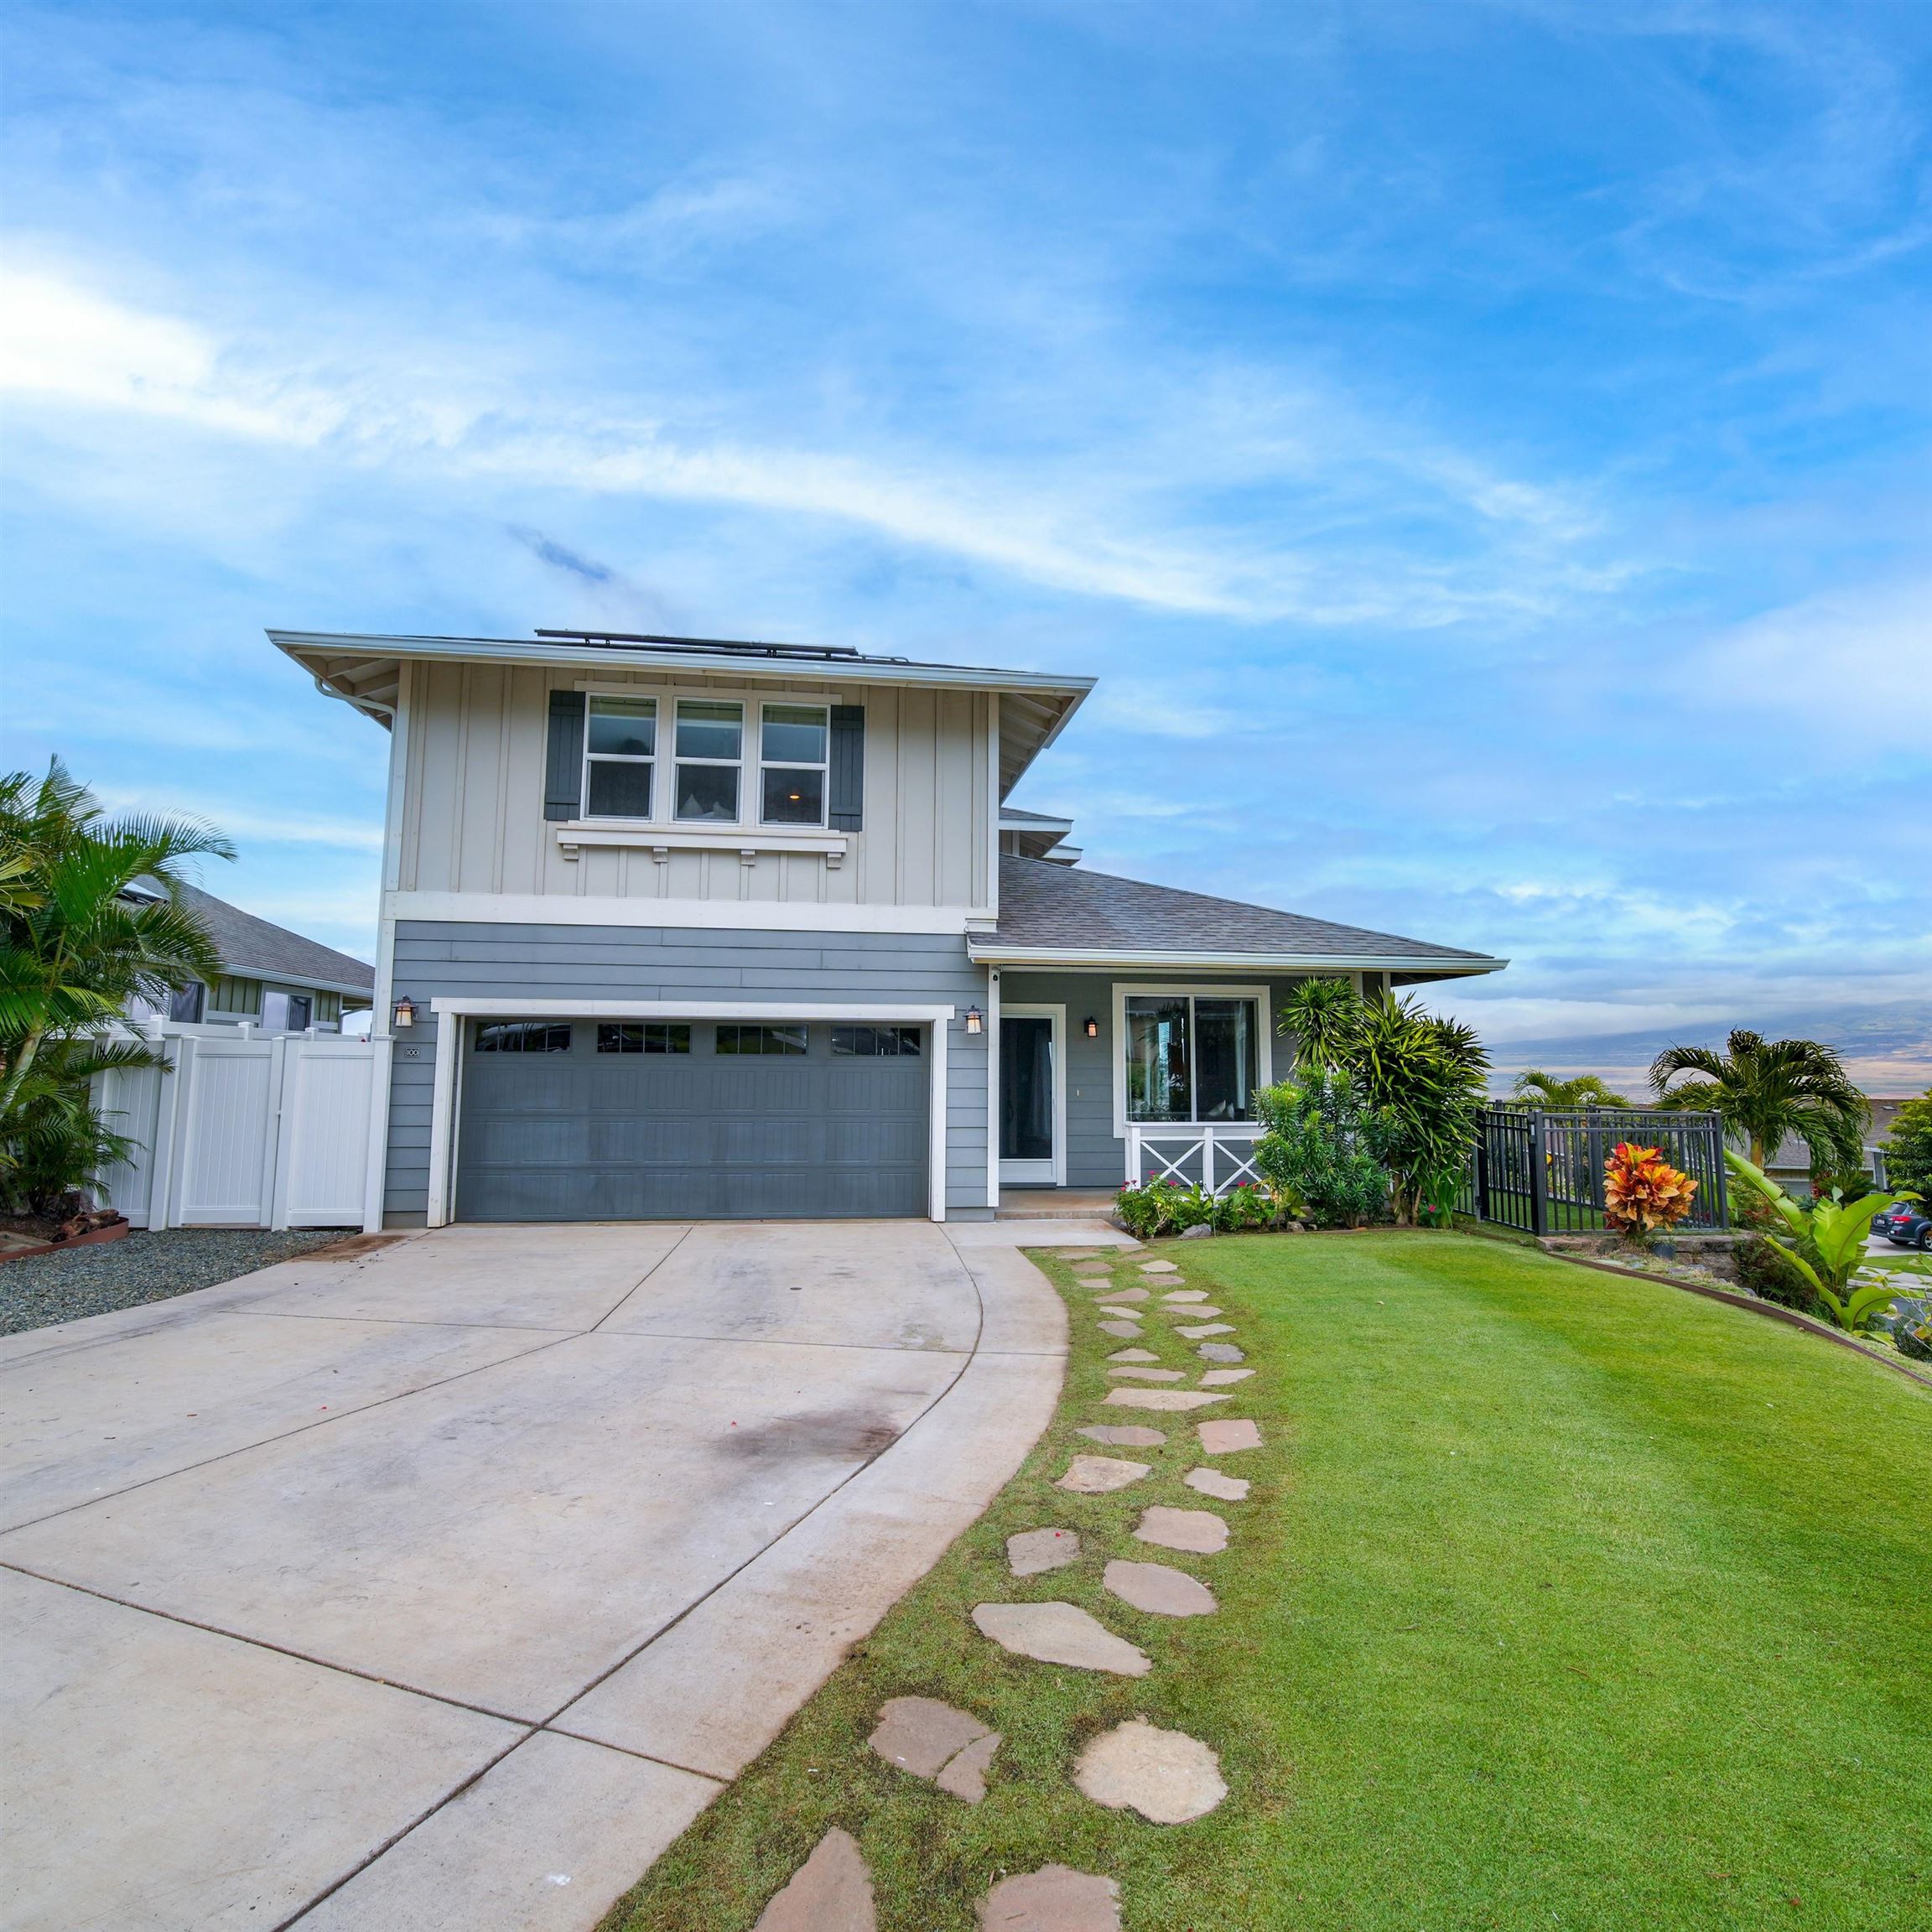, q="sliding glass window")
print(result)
[1124,995,1258,1123]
